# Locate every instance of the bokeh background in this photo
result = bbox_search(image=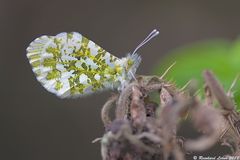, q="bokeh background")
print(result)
[2,0,240,160]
